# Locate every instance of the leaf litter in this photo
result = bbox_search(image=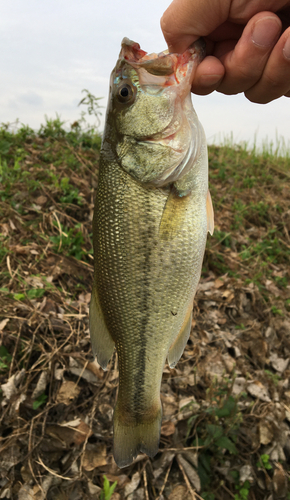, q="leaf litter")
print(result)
[0,121,290,499]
